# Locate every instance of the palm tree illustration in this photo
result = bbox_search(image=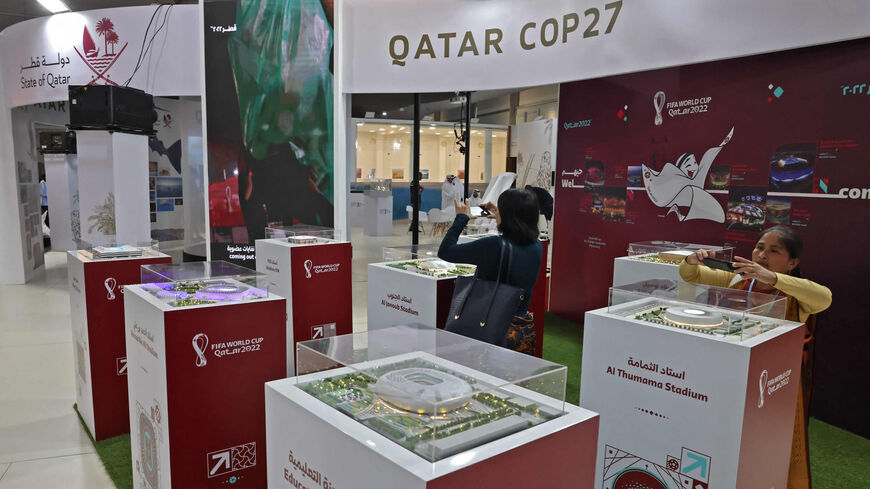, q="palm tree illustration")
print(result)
[106,30,119,56]
[95,18,115,57]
